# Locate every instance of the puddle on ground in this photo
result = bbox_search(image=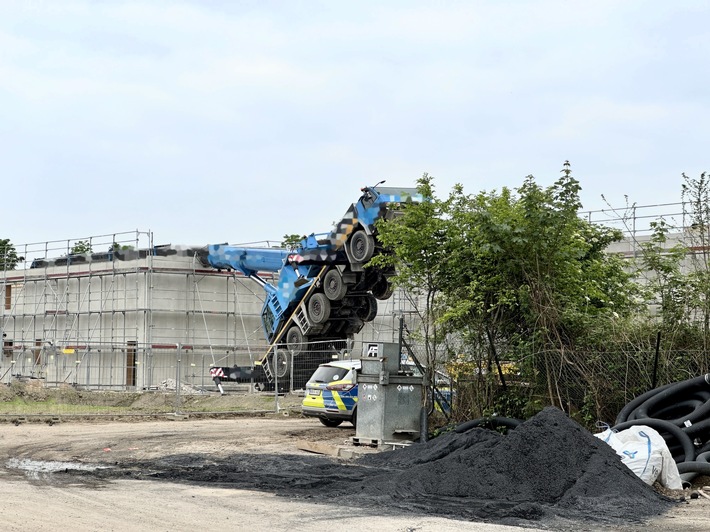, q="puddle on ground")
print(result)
[5,458,112,485]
